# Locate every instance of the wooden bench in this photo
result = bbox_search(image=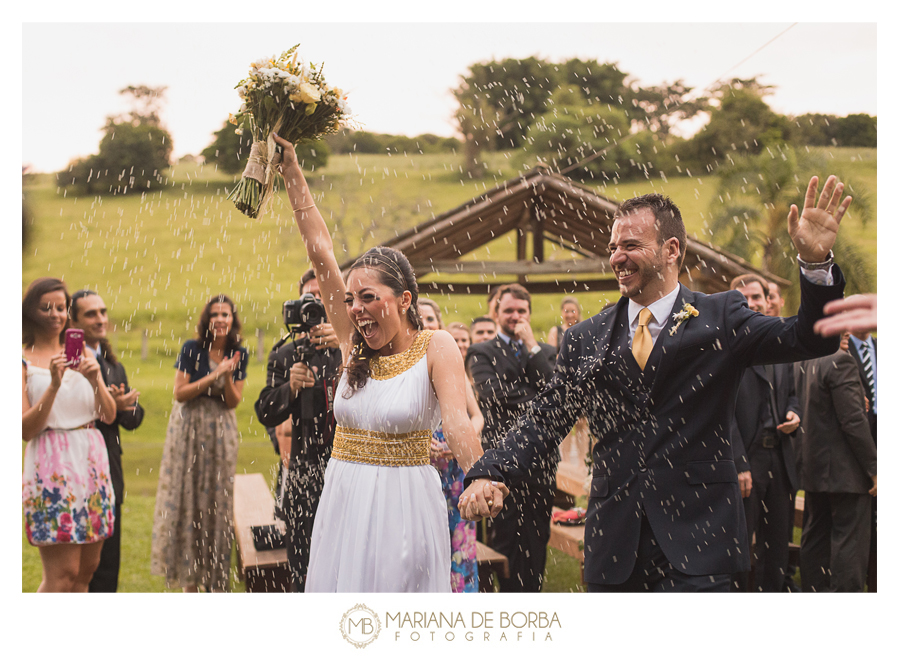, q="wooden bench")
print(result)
[476,541,509,592]
[233,473,291,592]
[235,472,510,592]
